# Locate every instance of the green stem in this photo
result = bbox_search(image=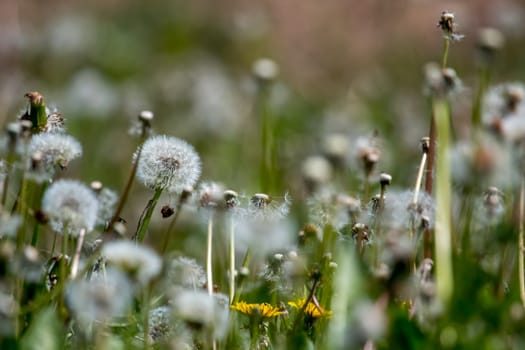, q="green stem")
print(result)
[433,98,453,304]
[206,213,214,295]
[161,199,183,254]
[108,137,147,231]
[143,287,151,350]
[234,249,252,304]
[442,37,450,68]
[134,188,163,243]
[258,84,273,193]
[229,214,236,303]
[471,66,490,131]
[518,177,525,307]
